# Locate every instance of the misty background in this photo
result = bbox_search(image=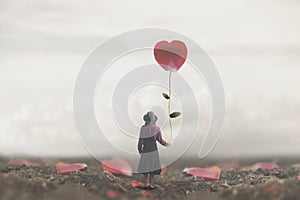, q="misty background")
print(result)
[0,0,299,158]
